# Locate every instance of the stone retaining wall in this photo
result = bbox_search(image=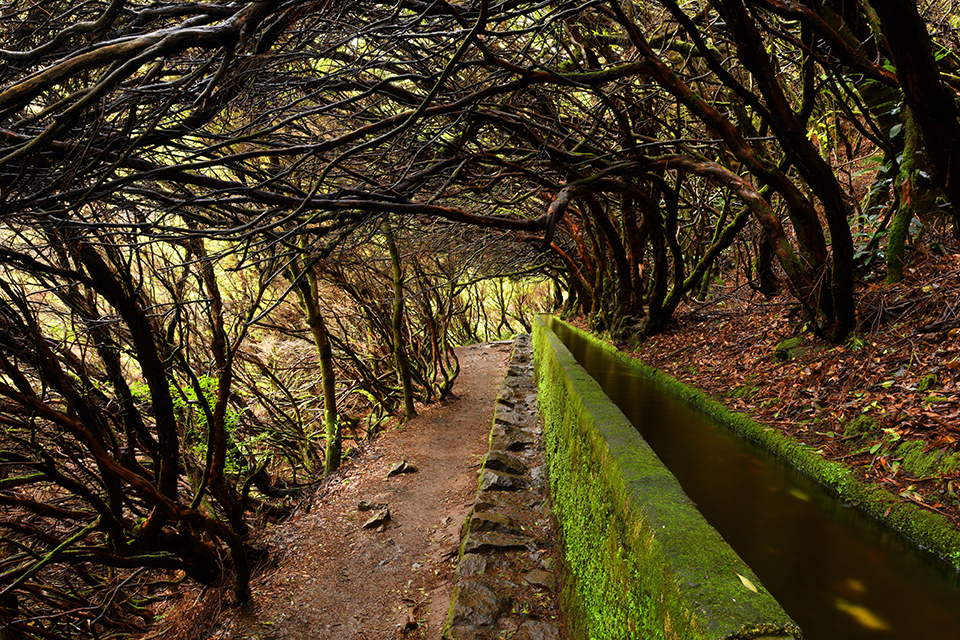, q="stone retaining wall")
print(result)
[533,317,801,640]
[442,335,564,640]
